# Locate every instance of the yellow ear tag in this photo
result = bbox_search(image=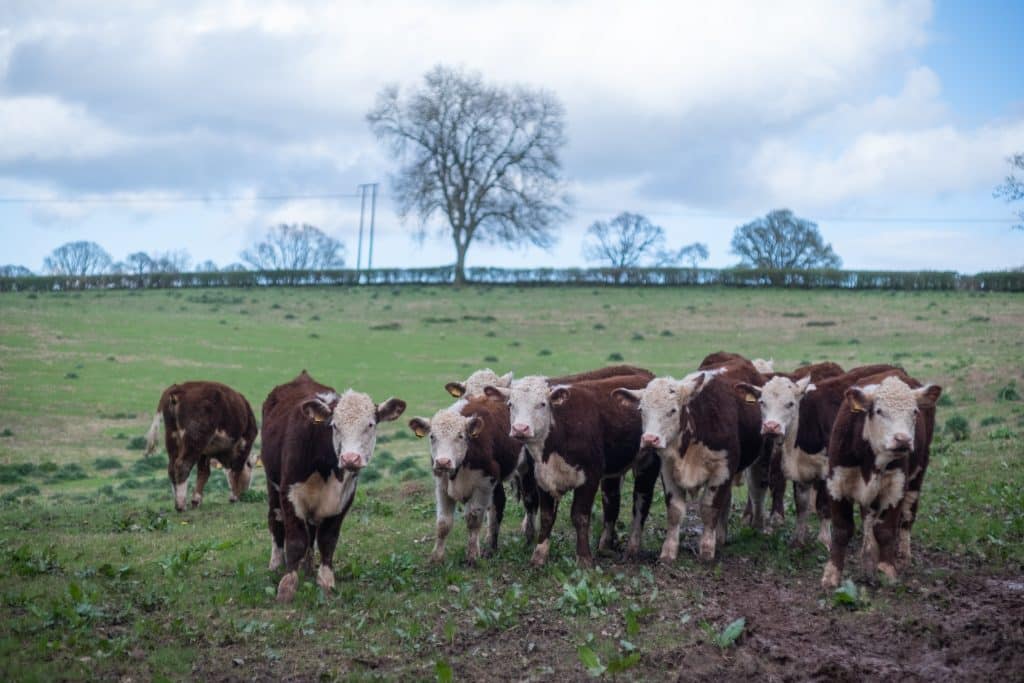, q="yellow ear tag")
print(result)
[850,401,865,414]
[744,394,757,403]
[313,417,324,424]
